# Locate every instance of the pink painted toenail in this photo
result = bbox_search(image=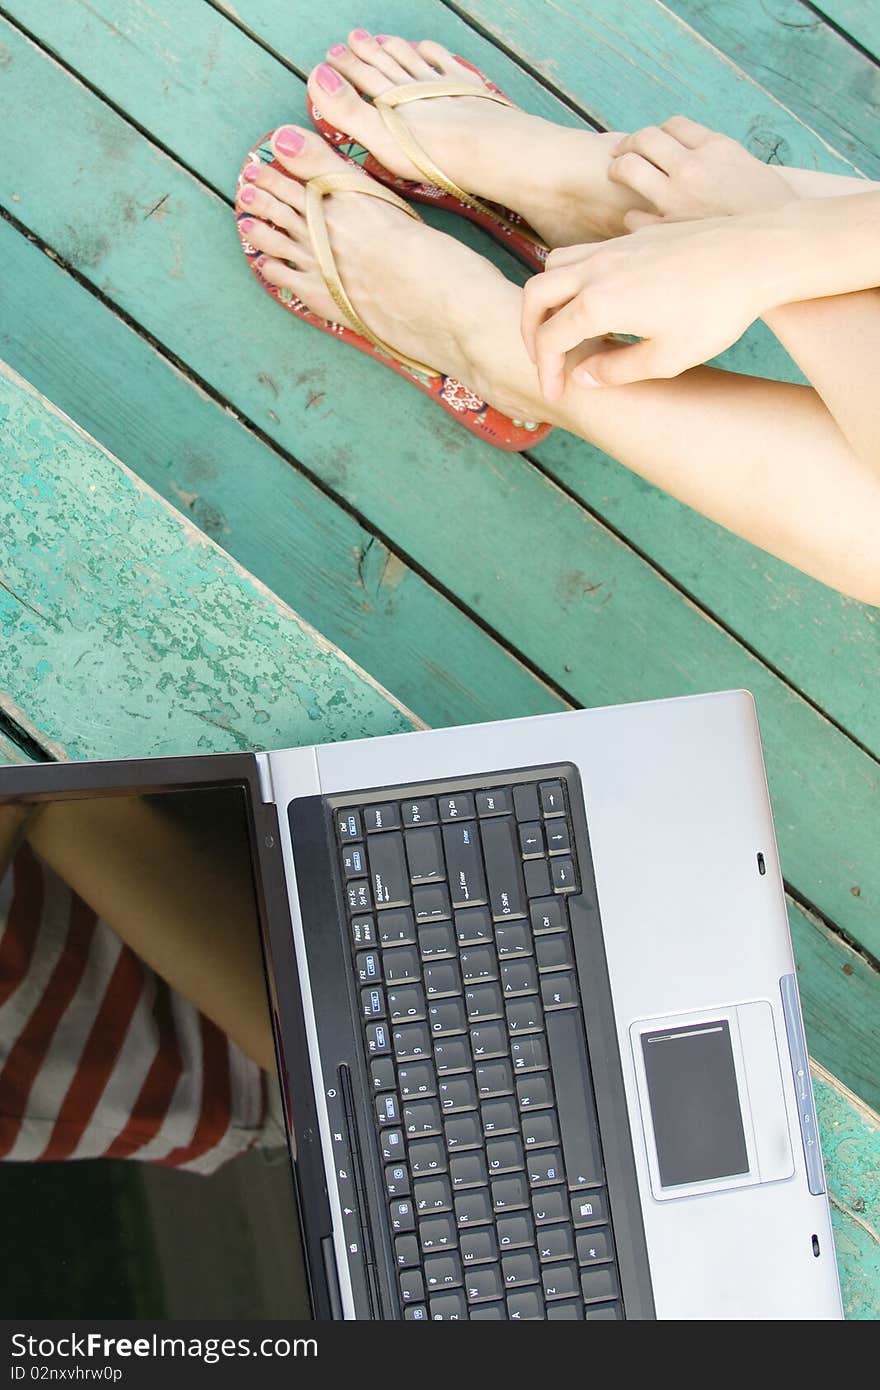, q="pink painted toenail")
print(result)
[316,63,343,93]
[238,185,256,205]
[242,162,260,182]
[274,126,305,156]
[238,217,255,232]
[352,28,370,40]
[376,34,389,44]
[328,43,346,55]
